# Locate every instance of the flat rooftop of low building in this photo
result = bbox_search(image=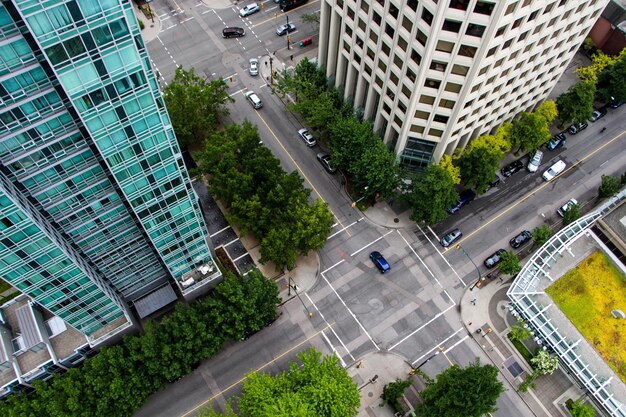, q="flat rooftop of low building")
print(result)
[597,198,626,246]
